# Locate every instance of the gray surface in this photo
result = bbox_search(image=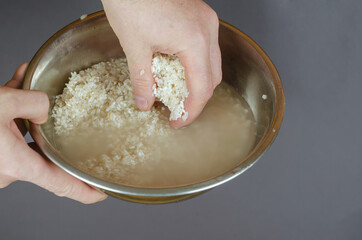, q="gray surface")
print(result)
[0,0,361,239]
